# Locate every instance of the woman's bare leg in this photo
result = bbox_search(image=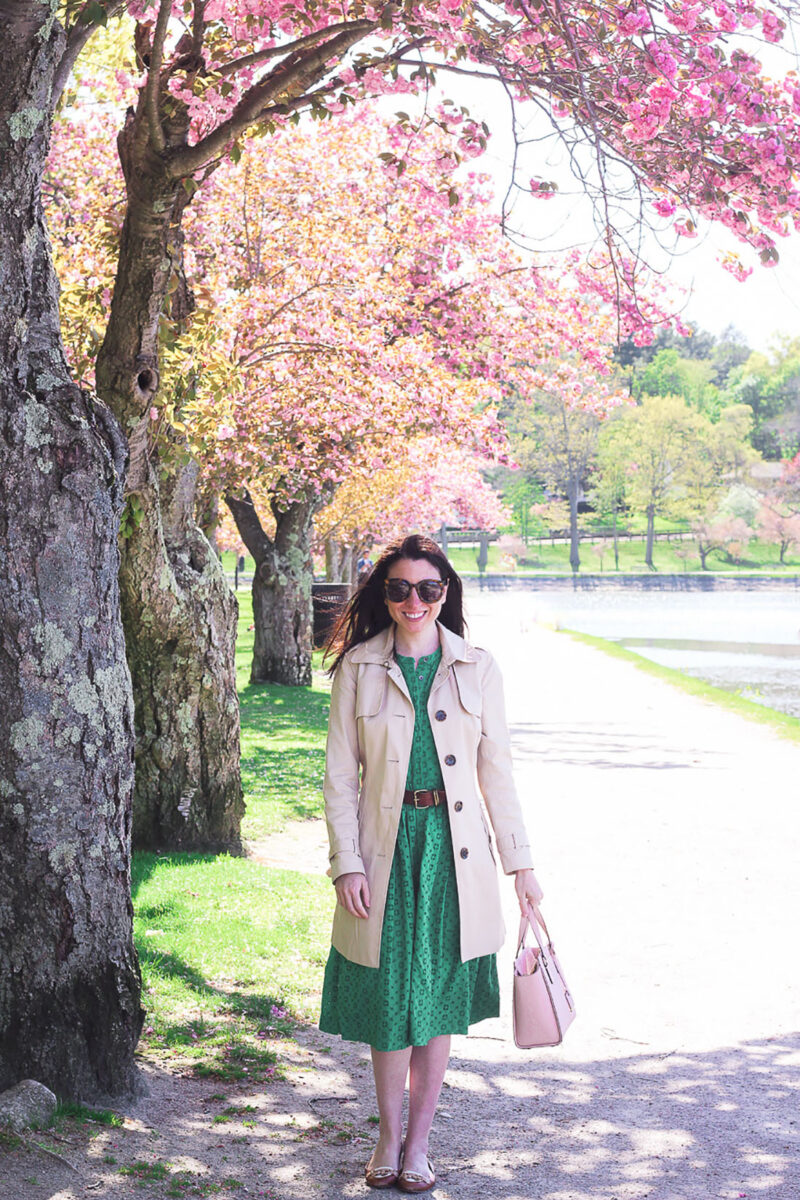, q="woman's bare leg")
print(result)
[402,1034,451,1177]
[369,1046,412,1170]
